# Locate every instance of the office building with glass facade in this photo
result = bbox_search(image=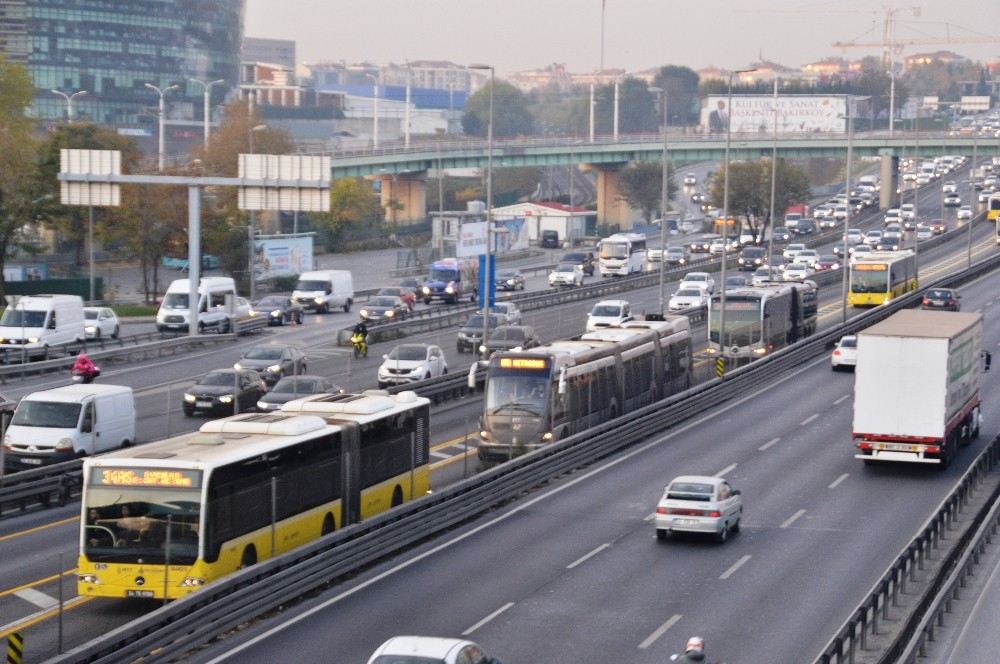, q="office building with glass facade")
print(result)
[1,0,243,129]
